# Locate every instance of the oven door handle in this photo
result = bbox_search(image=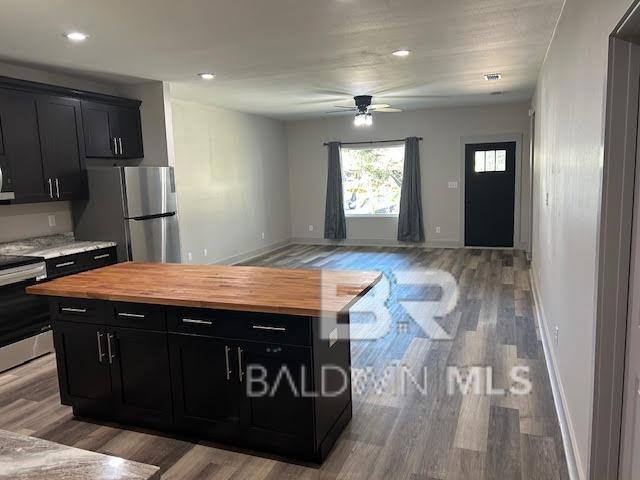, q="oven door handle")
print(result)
[0,263,46,287]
